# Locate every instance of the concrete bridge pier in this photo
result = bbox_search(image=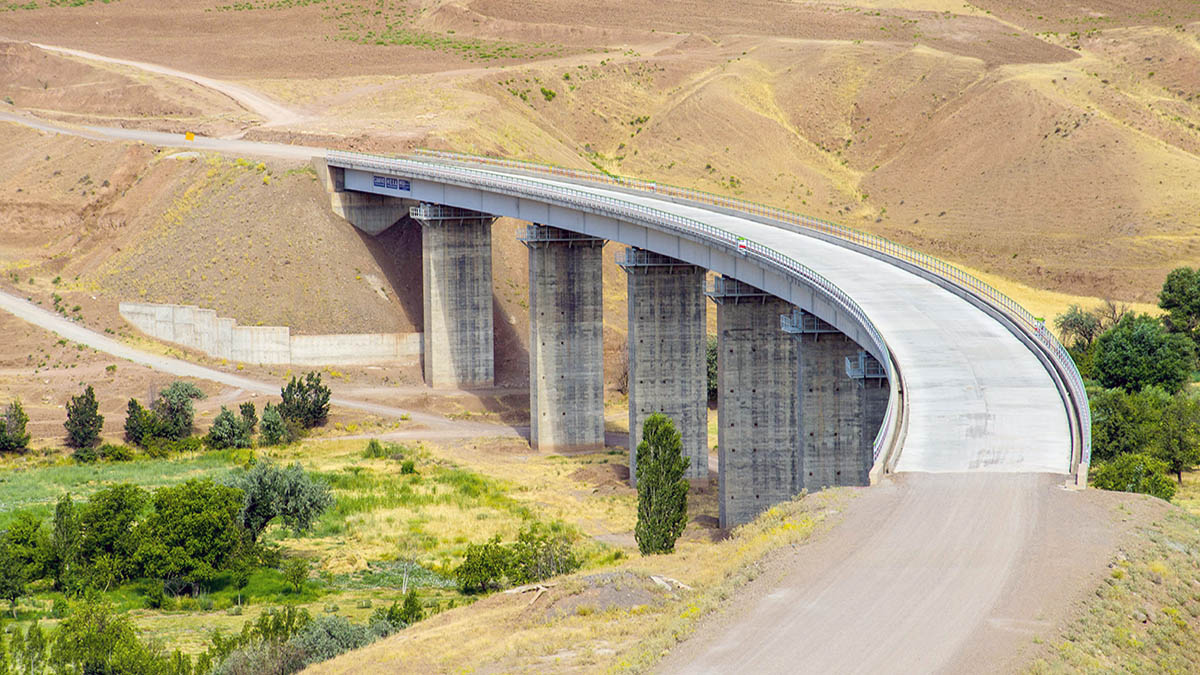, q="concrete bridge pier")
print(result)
[521,224,607,452]
[618,248,708,485]
[410,203,497,388]
[708,277,800,529]
[782,309,888,490]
